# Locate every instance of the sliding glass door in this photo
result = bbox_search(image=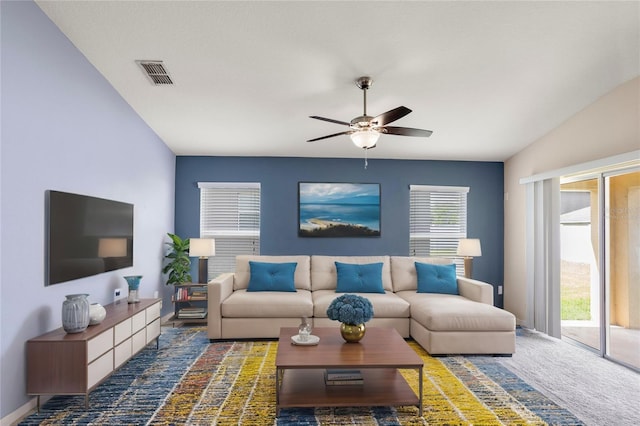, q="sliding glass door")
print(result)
[560,169,639,370]
[560,177,601,351]
[605,170,640,369]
